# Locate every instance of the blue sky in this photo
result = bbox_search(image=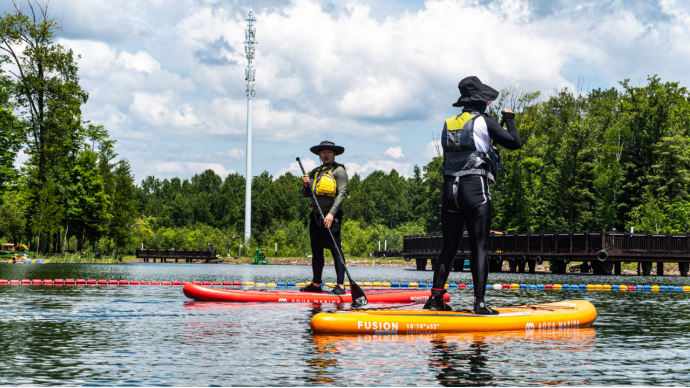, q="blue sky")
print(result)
[4,0,690,182]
